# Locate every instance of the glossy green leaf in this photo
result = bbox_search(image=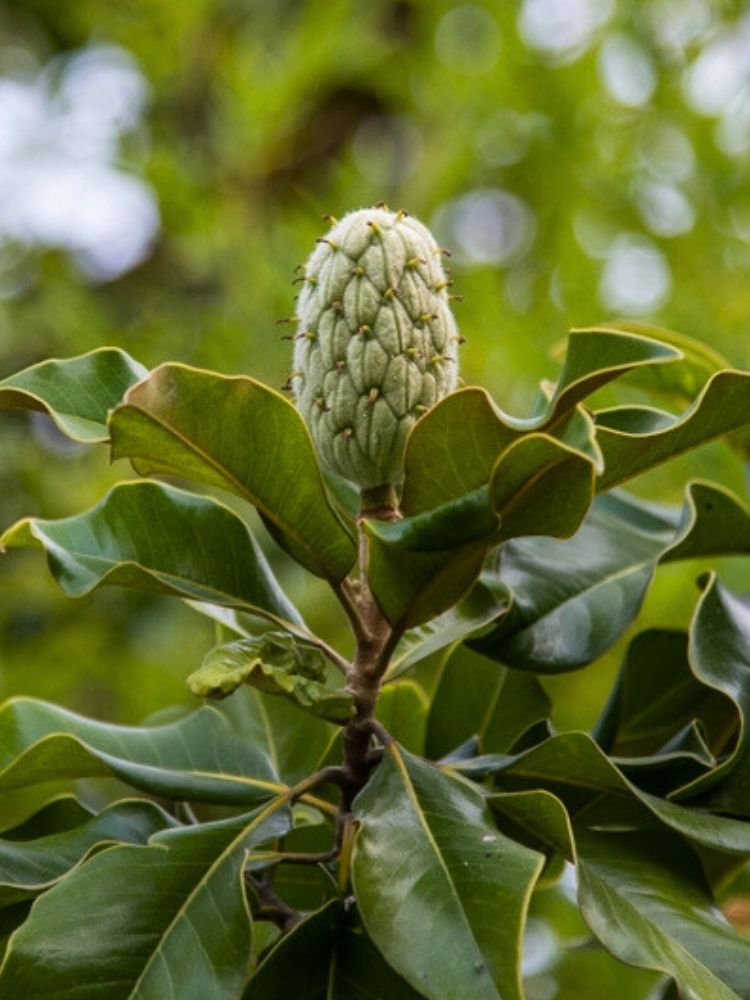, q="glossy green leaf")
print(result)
[1,480,303,631]
[2,795,93,839]
[471,491,677,672]
[476,730,750,857]
[426,644,550,760]
[677,576,750,811]
[586,321,727,402]
[248,900,425,999]
[385,580,508,681]
[217,686,336,787]
[109,363,355,580]
[368,433,595,629]
[595,370,750,492]
[375,681,428,754]
[353,744,543,1000]
[190,632,354,723]
[593,629,734,758]
[0,799,173,905]
[548,327,681,418]
[577,827,750,1000]
[369,485,497,551]
[490,433,595,543]
[366,533,487,629]
[400,328,680,514]
[0,348,147,443]
[400,387,517,513]
[489,789,574,861]
[0,697,287,804]
[663,481,750,563]
[0,798,290,999]
[372,433,594,553]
